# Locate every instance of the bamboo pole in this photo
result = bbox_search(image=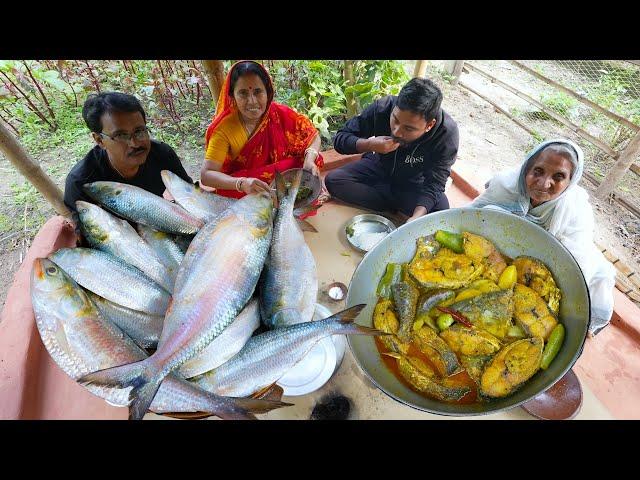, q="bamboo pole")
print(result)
[595,130,640,199]
[414,60,428,78]
[201,60,225,105]
[509,60,640,132]
[464,62,619,158]
[343,60,357,117]
[0,121,70,217]
[451,61,465,85]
